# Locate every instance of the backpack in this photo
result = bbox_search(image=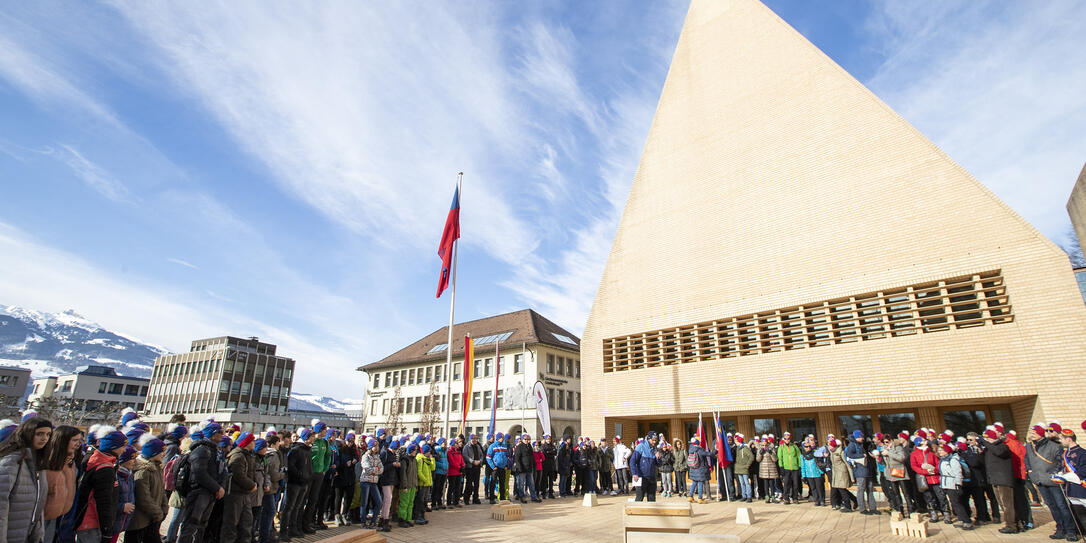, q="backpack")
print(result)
[687,451,701,469]
[170,453,193,496]
[958,457,972,481]
[163,454,182,491]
